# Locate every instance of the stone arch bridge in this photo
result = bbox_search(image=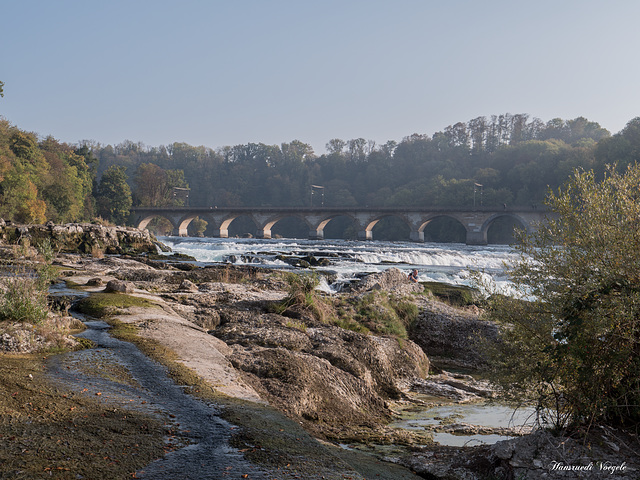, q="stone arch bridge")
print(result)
[131,206,550,245]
